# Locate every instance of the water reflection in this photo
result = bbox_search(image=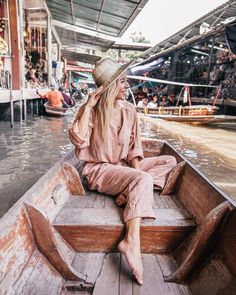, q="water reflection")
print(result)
[0,115,73,217]
[0,113,236,218]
